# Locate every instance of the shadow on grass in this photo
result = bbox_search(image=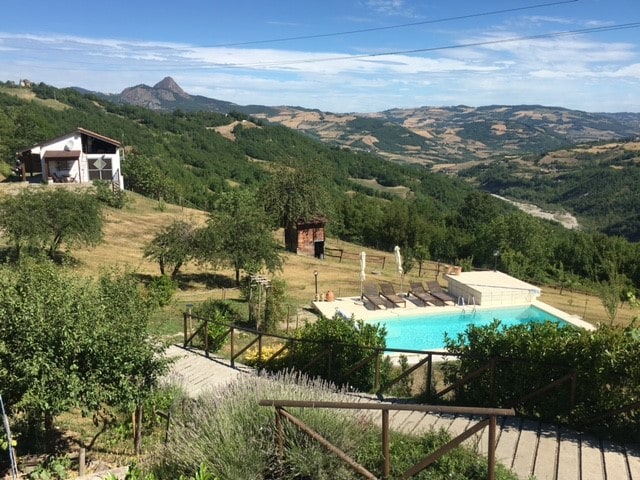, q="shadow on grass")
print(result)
[133,272,237,290]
